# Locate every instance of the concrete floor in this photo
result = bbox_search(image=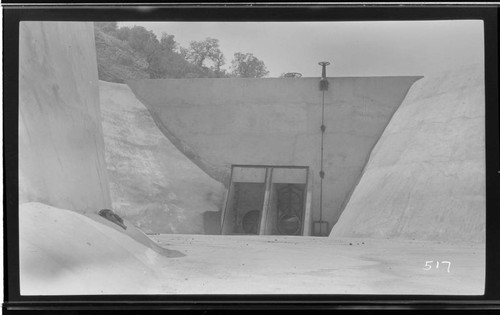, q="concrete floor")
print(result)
[19,203,484,295]
[150,234,484,295]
